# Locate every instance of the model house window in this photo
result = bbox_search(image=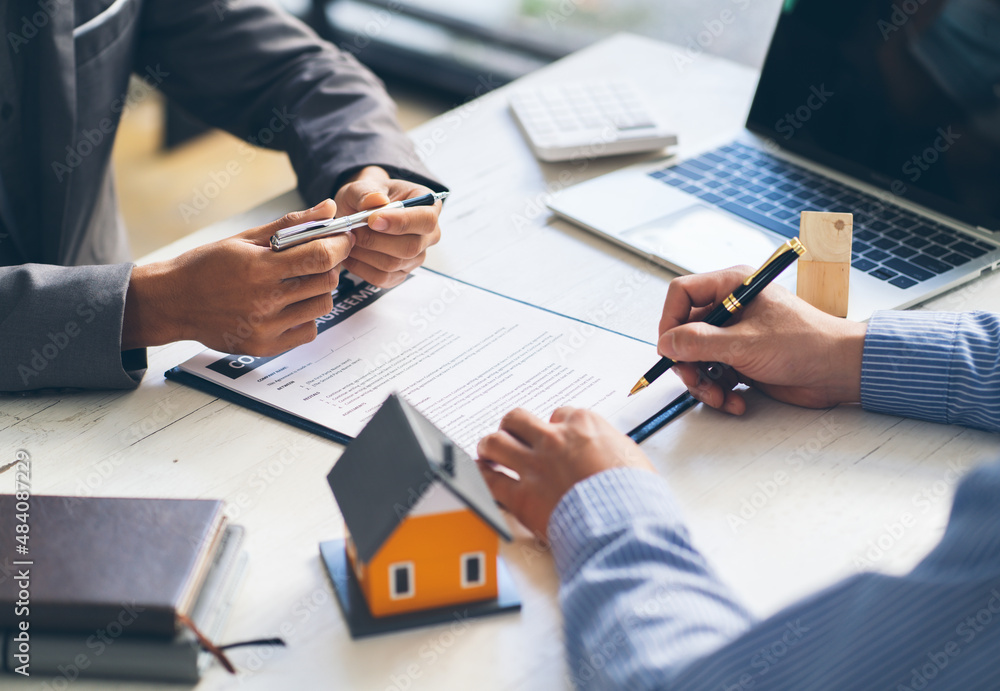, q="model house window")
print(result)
[389,562,414,599]
[461,552,485,588]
